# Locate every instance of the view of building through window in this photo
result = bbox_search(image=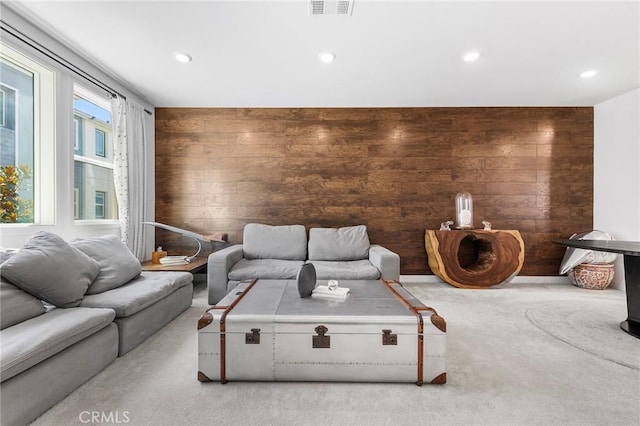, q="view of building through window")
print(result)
[0,50,35,223]
[73,86,117,220]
